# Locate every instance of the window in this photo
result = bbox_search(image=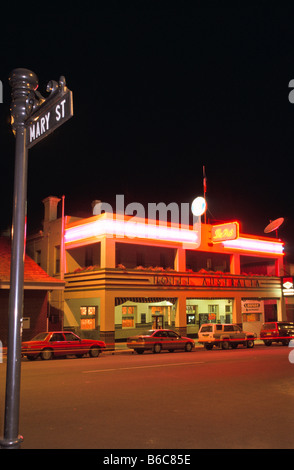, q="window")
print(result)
[64,332,80,341]
[186,305,197,325]
[154,331,168,337]
[187,314,196,325]
[224,325,234,332]
[200,325,212,333]
[208,304,218,321]
[35,250,41,266]
[80,306,97,330]
[167,331,179,339]
[81,306,96,316]
[208,305,218,313]
[122,306,136,328]
[50,333,65,342]
[263,323,276,330]
[54,245,60,274]
[81,319,95,330]
[243,313,260,322]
